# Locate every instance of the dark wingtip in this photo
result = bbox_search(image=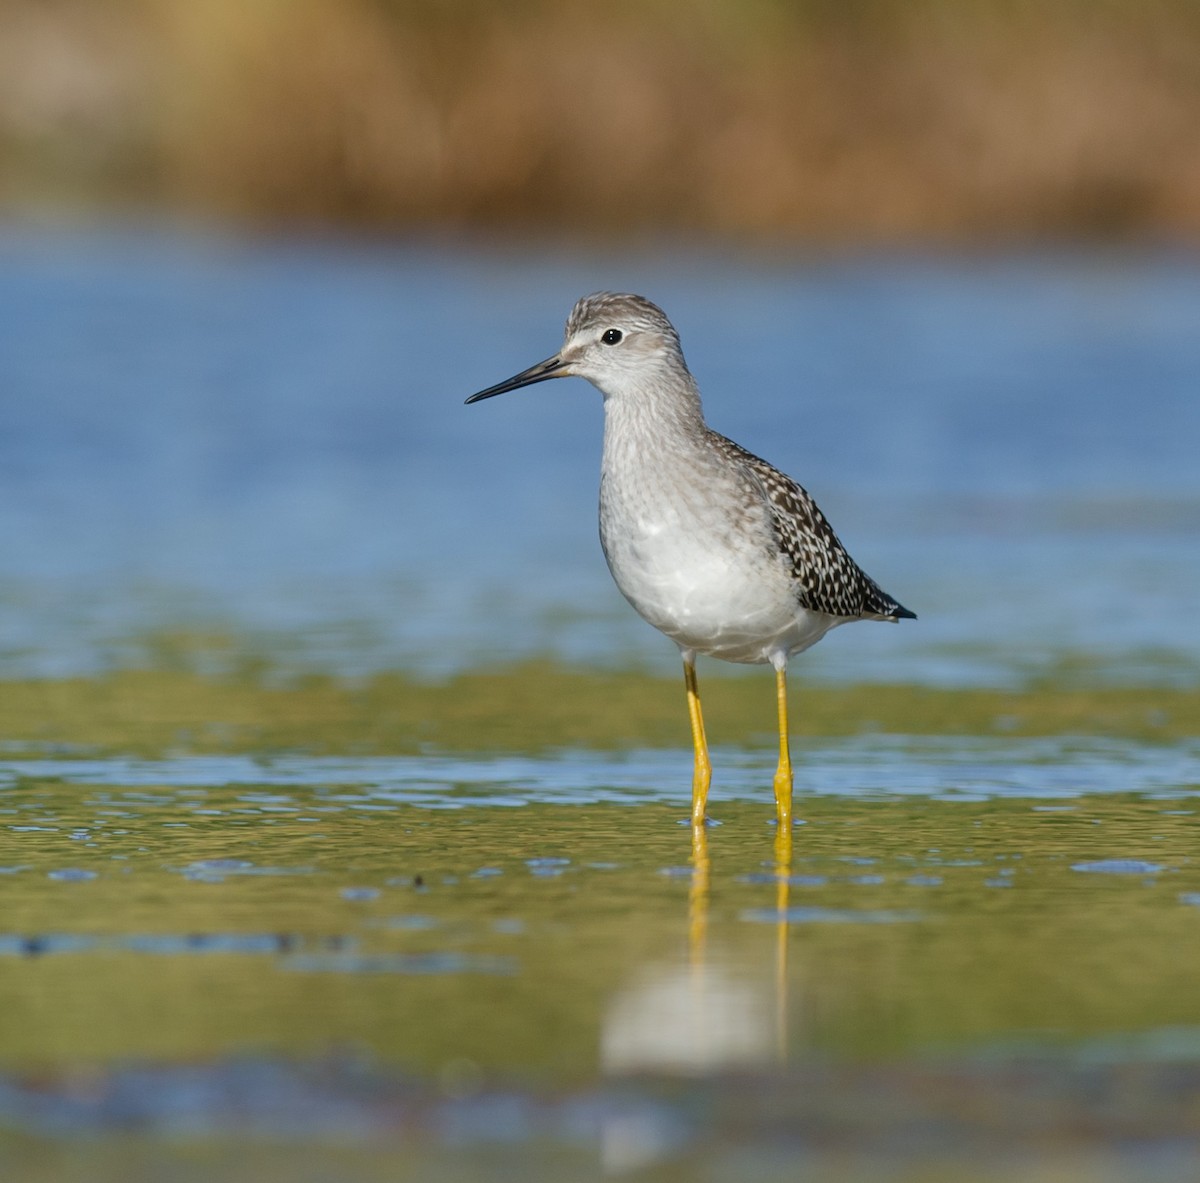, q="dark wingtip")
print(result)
[893,605,917,621]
